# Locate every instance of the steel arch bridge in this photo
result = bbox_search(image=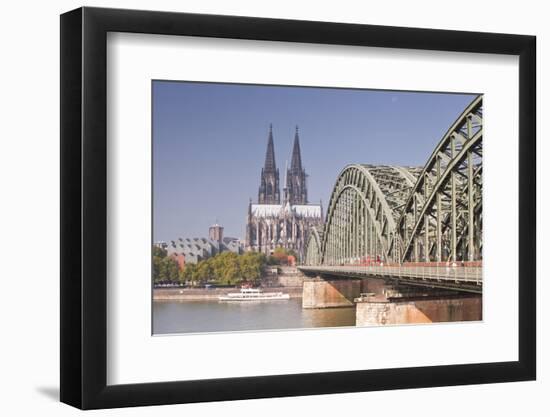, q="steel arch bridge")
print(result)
[304,96,483,269]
